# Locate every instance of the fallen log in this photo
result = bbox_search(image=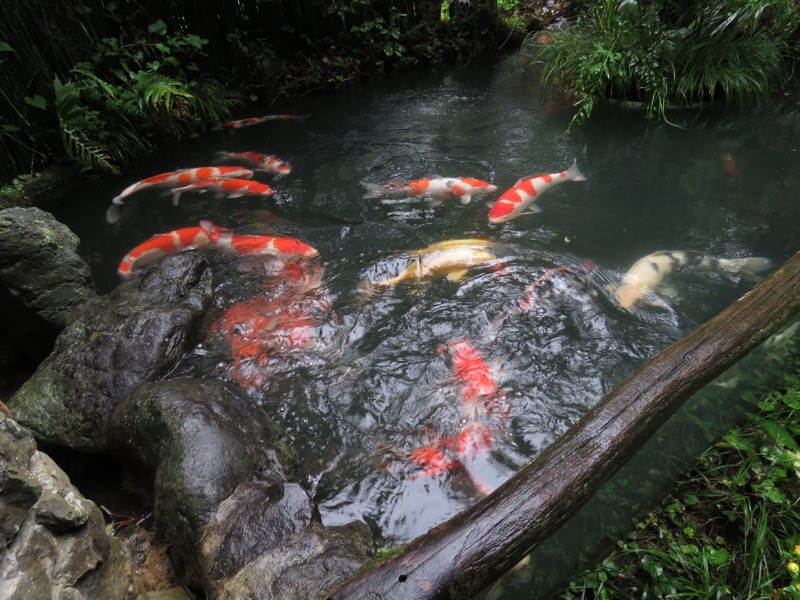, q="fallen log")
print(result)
[325,251,800,600]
